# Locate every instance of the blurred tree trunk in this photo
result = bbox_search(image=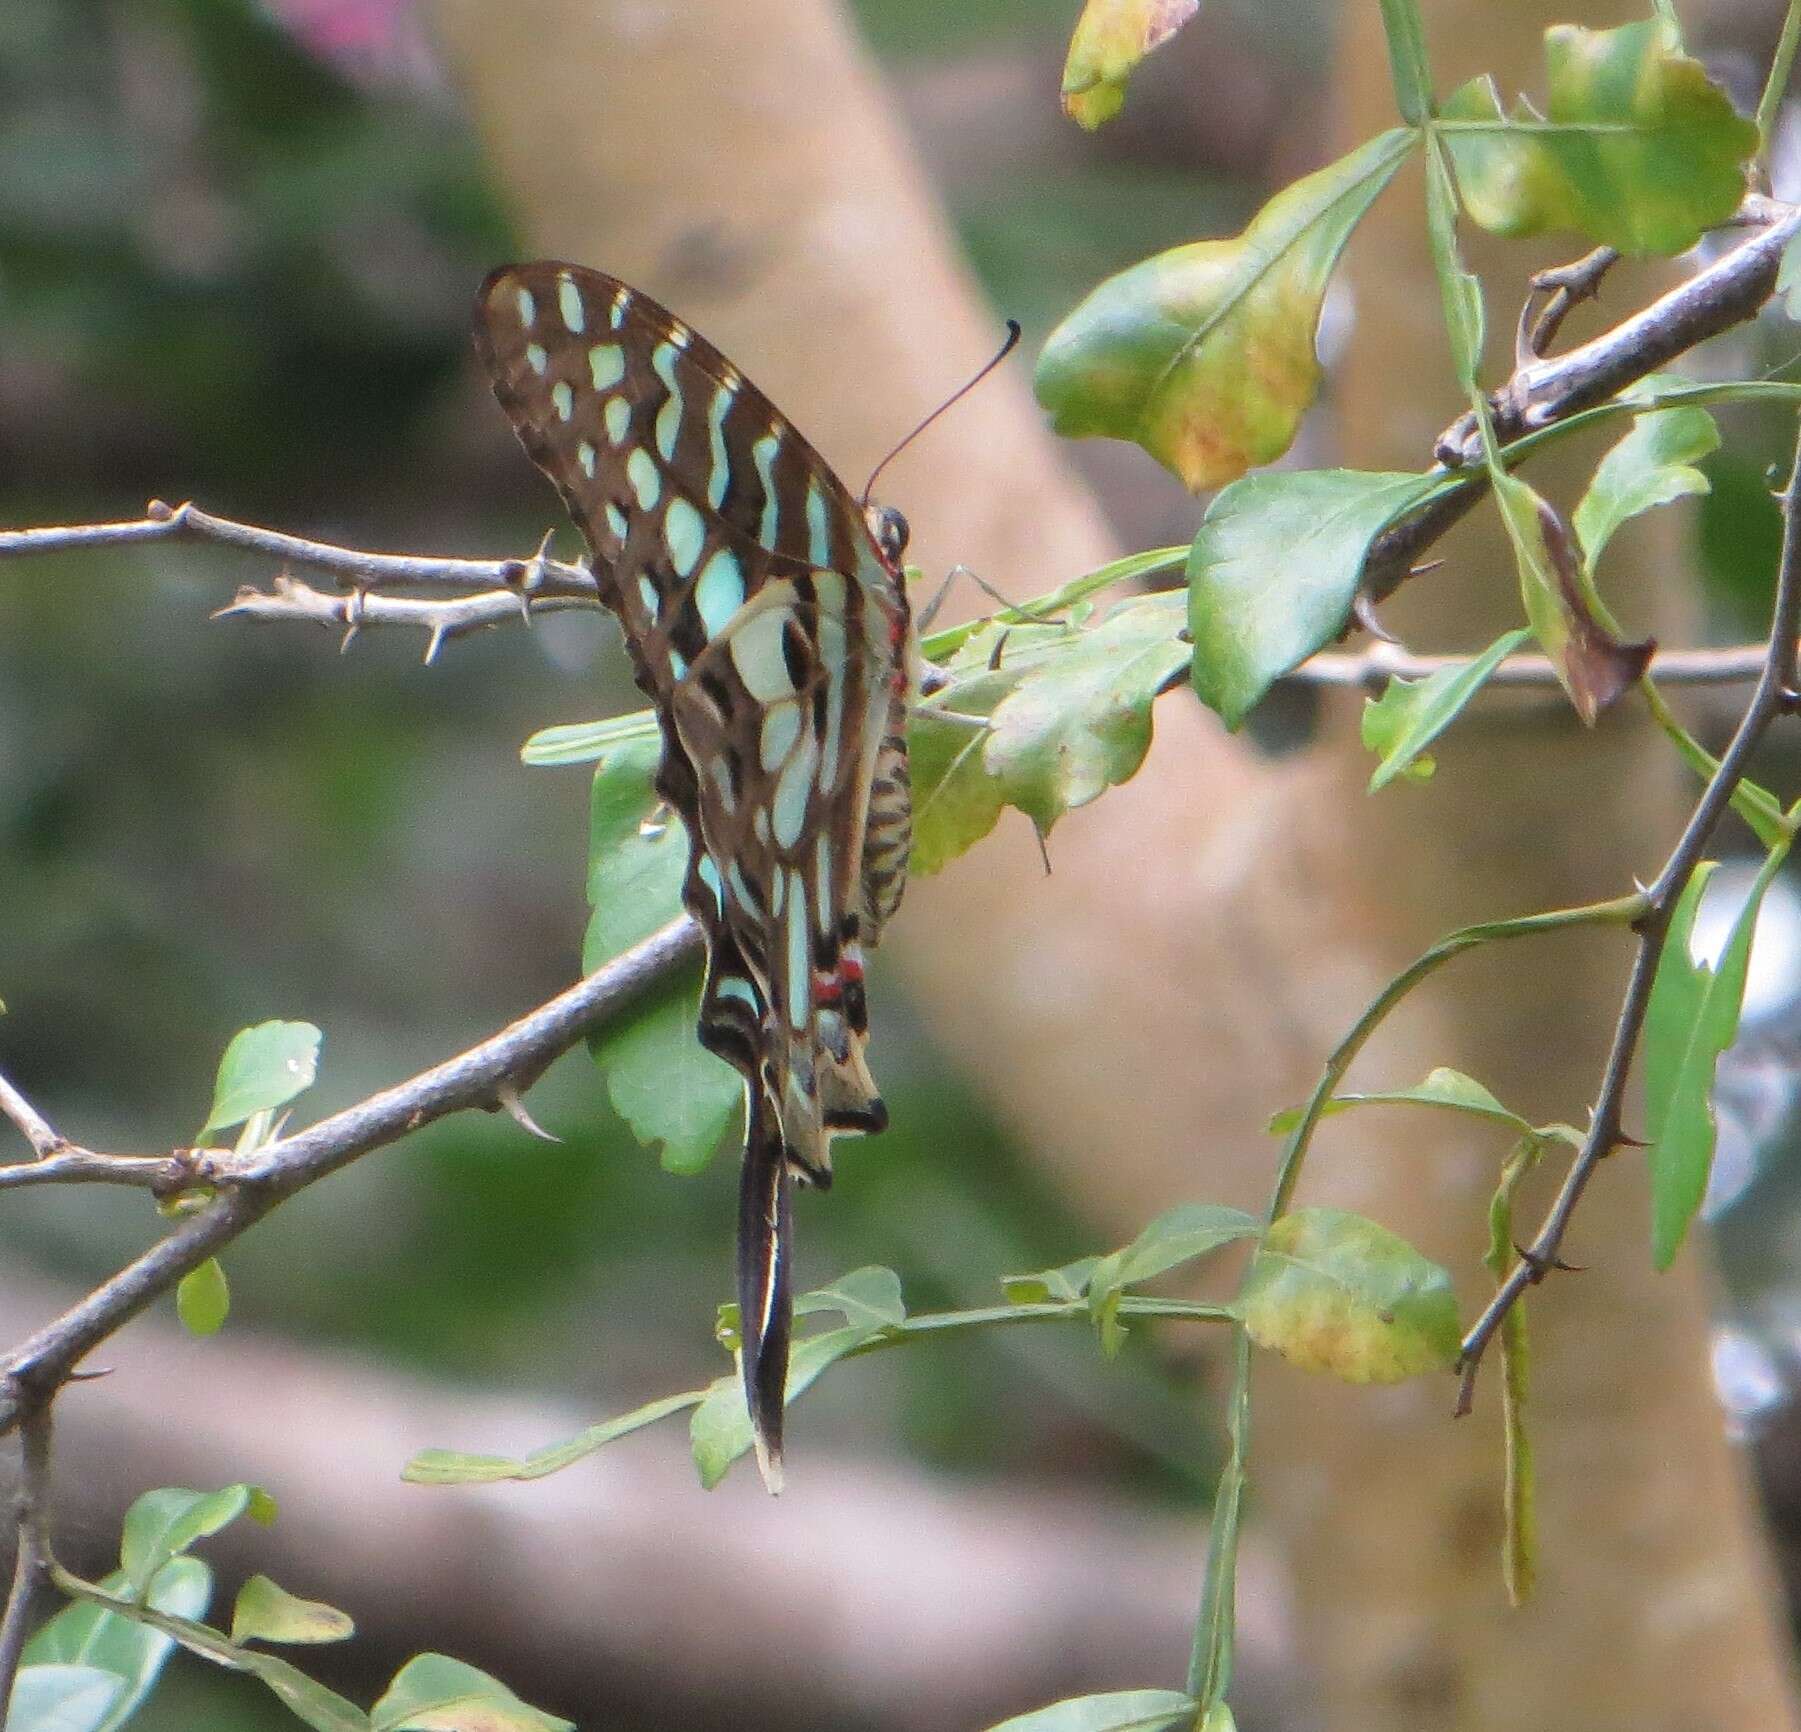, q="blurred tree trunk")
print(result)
[1262,4,1799,1728]
[429,0,1798,1728]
